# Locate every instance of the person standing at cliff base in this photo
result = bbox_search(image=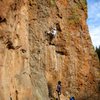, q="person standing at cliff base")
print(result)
[56,81,62,100]
[70,96,75,100]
